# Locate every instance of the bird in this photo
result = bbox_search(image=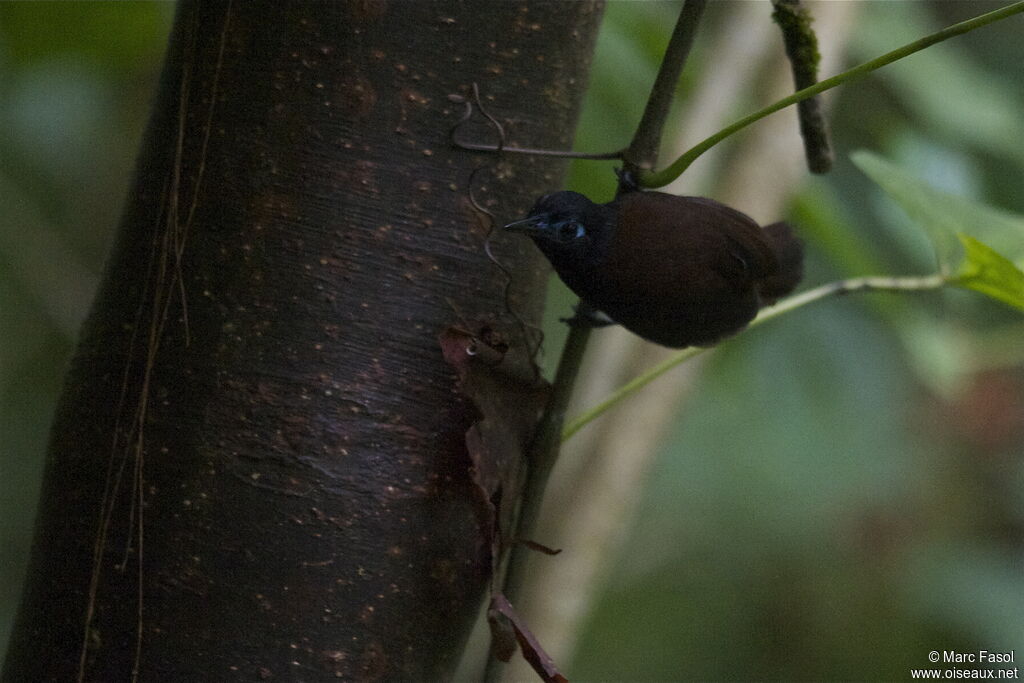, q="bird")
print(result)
[504,190,804,348]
